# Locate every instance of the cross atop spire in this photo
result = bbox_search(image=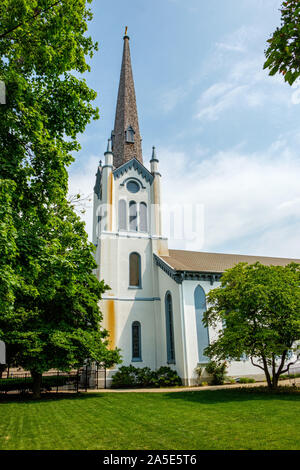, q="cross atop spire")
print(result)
[112,31,143,168]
